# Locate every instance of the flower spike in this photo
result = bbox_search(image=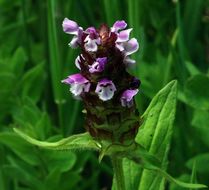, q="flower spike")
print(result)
[62,18,141,142]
